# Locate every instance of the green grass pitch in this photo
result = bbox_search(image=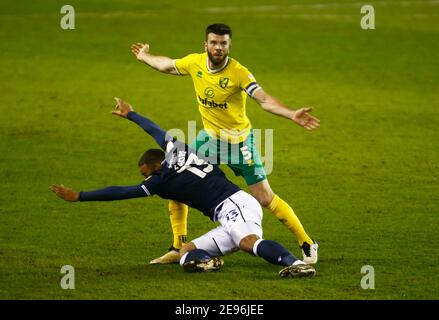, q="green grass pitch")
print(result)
[0,0,438,299]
